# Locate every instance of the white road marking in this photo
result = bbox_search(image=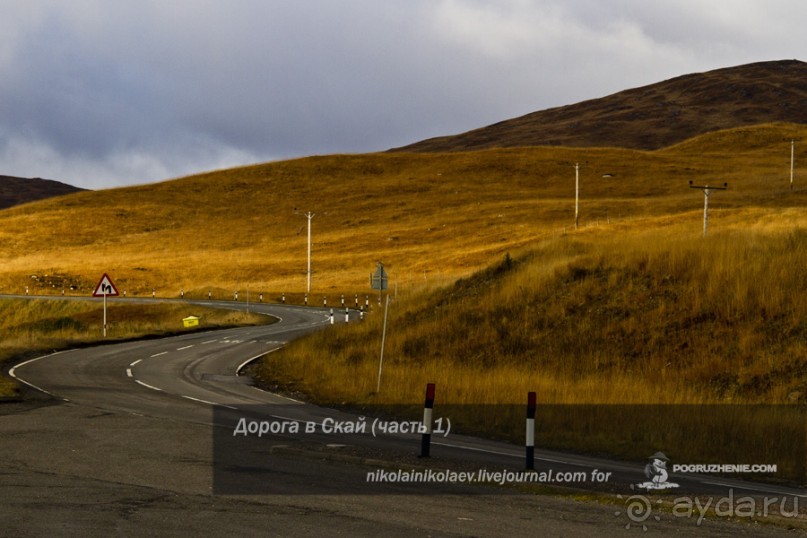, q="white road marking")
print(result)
[135,379,163,392]
[176,345,194,351]
[249,385,303,403]
[236,349,279,375]
[126,368,133,378]
[432,441,519,459]
[239,346,307,403]
[150,351,167,358]
[699,480,807,496]
[181,395,237,410]
[8,351,62,397]
[201,339,218,345]
[129,359,142,367]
